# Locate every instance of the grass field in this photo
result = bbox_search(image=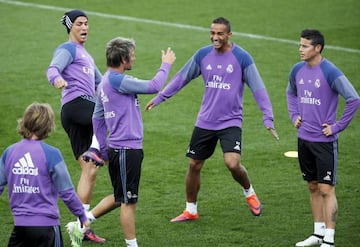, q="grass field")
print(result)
[0,0,359,246]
